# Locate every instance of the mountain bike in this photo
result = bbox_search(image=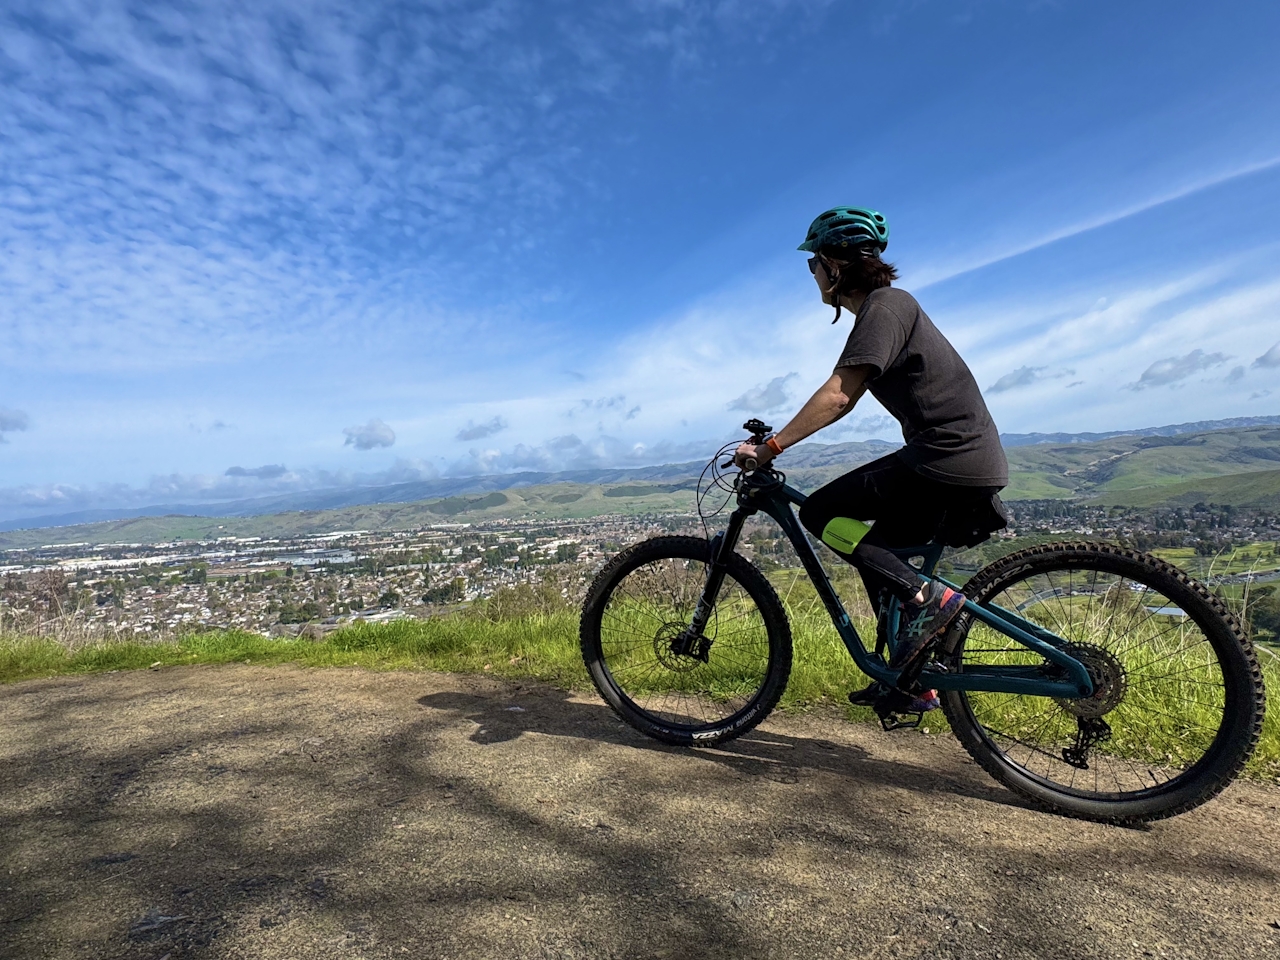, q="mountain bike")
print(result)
[579,421,1266,823]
